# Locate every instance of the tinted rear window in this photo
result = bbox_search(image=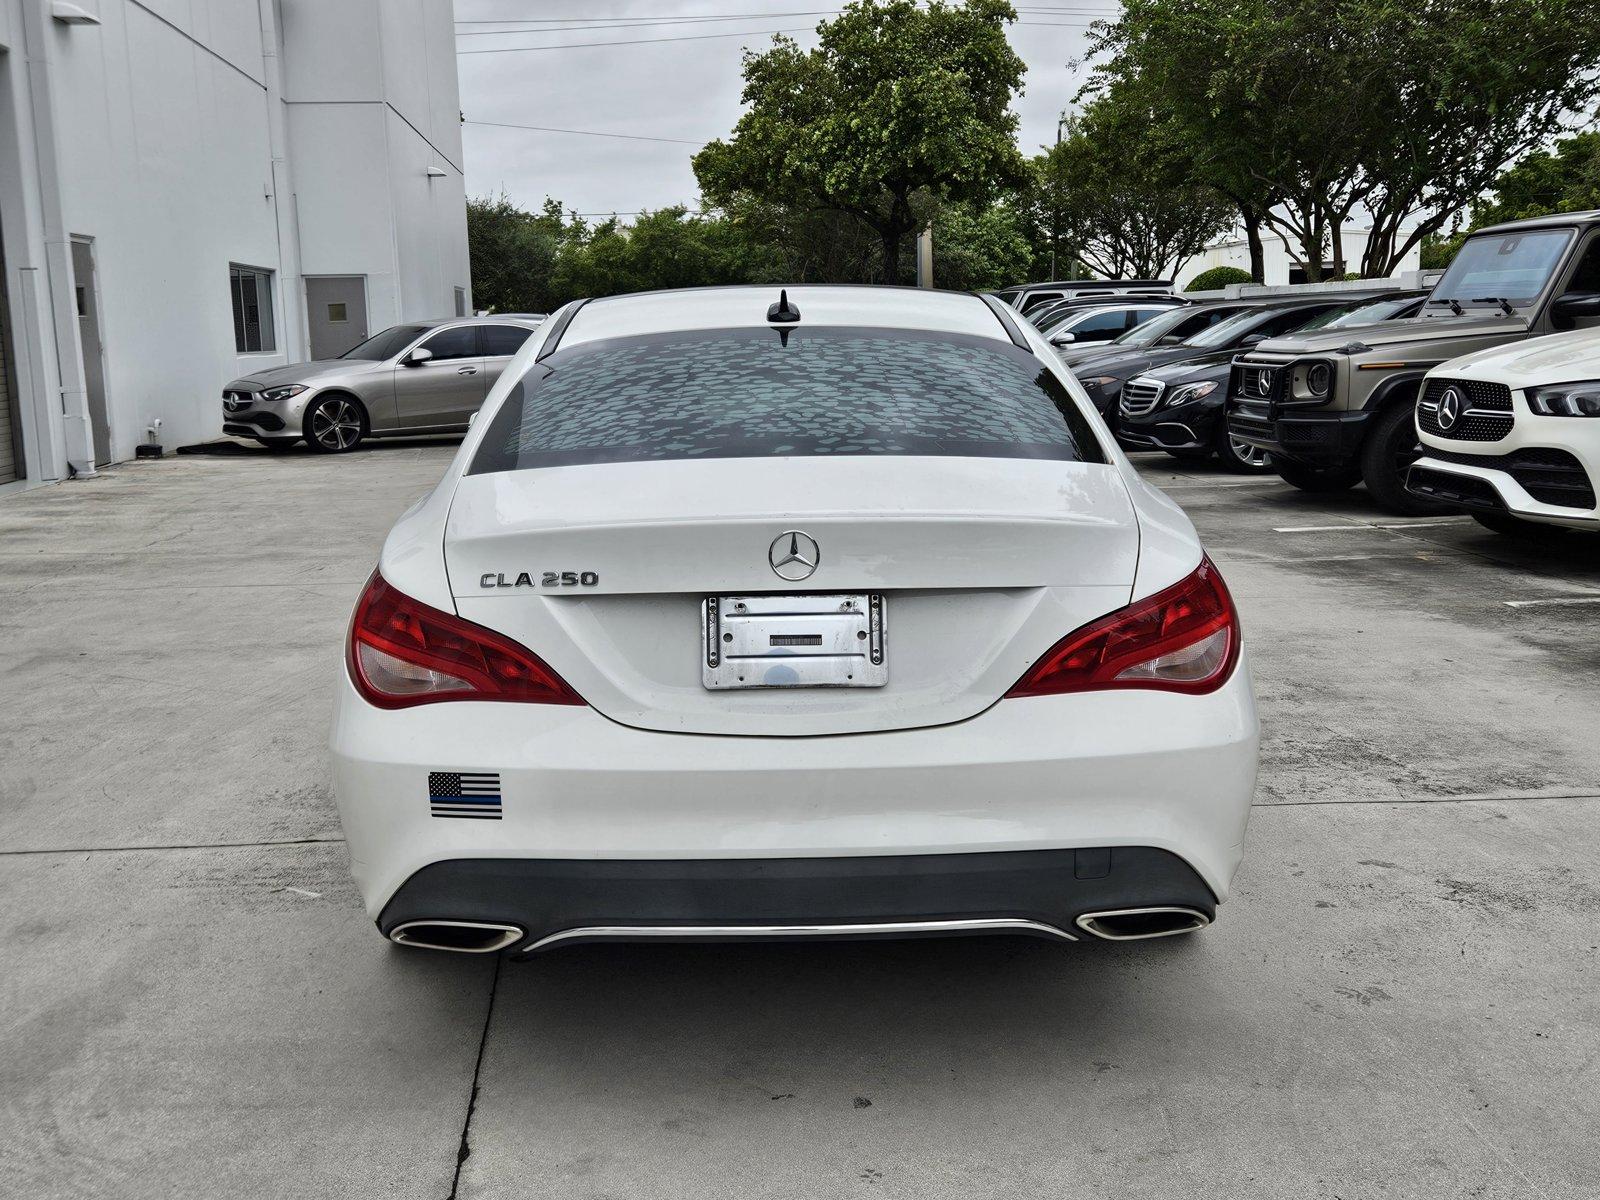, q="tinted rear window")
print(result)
[470,327,1103,473]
